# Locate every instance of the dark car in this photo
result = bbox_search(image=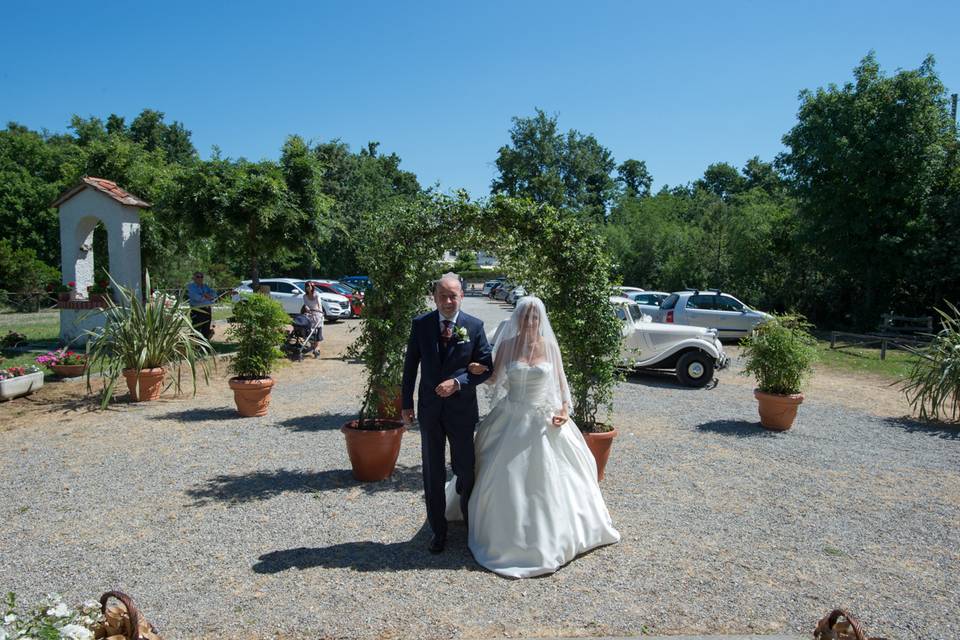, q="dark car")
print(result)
[340,275,371,291]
